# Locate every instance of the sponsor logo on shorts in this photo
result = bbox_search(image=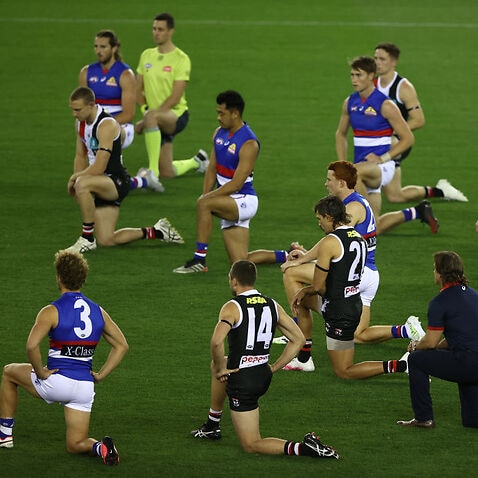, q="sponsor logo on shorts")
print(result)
[239,354,269,369]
